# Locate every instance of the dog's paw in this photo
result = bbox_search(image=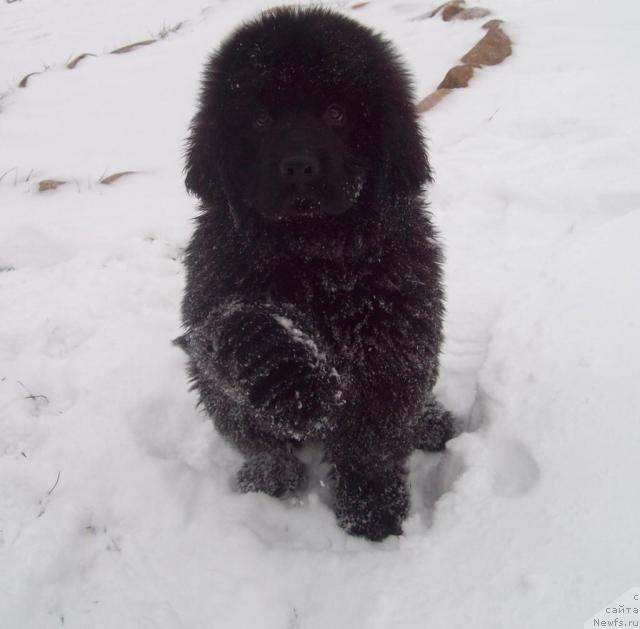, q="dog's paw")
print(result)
[225,309,342,429]
[333,466,408,542]
[192,303,343,436]
[248,357,342,428]
[236,452,307,498]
